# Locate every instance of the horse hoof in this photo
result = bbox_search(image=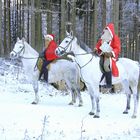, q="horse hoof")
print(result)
[89,112,95,115]
[32,102,37,104]
[131,115,136,119]
[78,104,83,107]
[123,111,128,114]
[68,102,74,105]
[93,115,100,118]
